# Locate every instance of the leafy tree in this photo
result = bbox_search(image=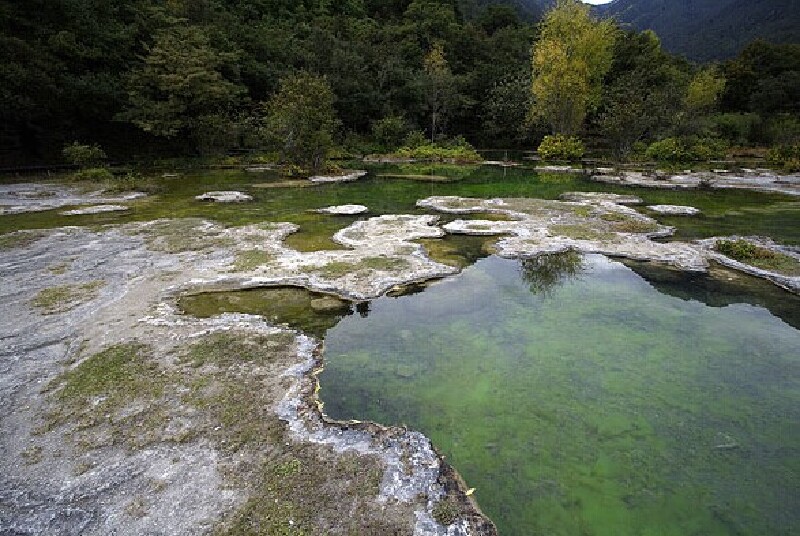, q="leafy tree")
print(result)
[62,142,108,168]
[263,71,339,171]
[685,68,726,114]
[120,24,246,152]
[530,0,616,135]
[421,42,457,141]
